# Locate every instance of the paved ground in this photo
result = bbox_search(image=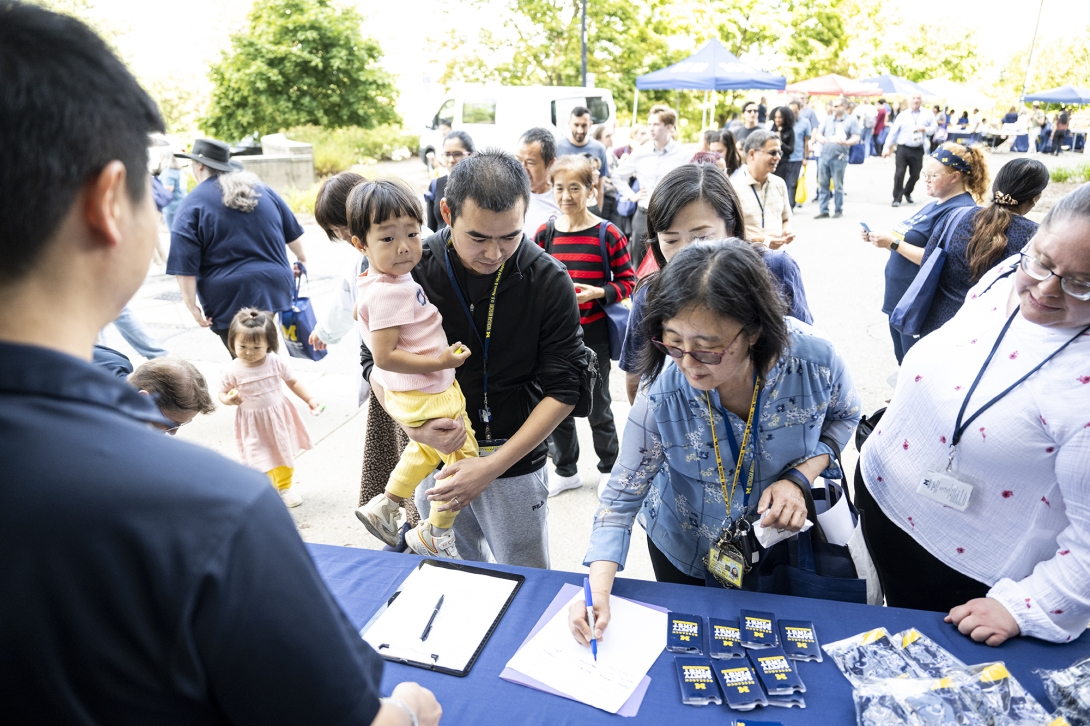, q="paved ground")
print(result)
[108,149,1085,583]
